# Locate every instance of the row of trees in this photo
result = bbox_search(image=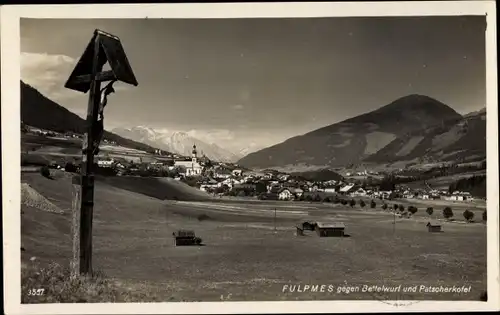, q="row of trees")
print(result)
[439,206,486,222]
[380,203,486,222]
[291,192,488,223]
